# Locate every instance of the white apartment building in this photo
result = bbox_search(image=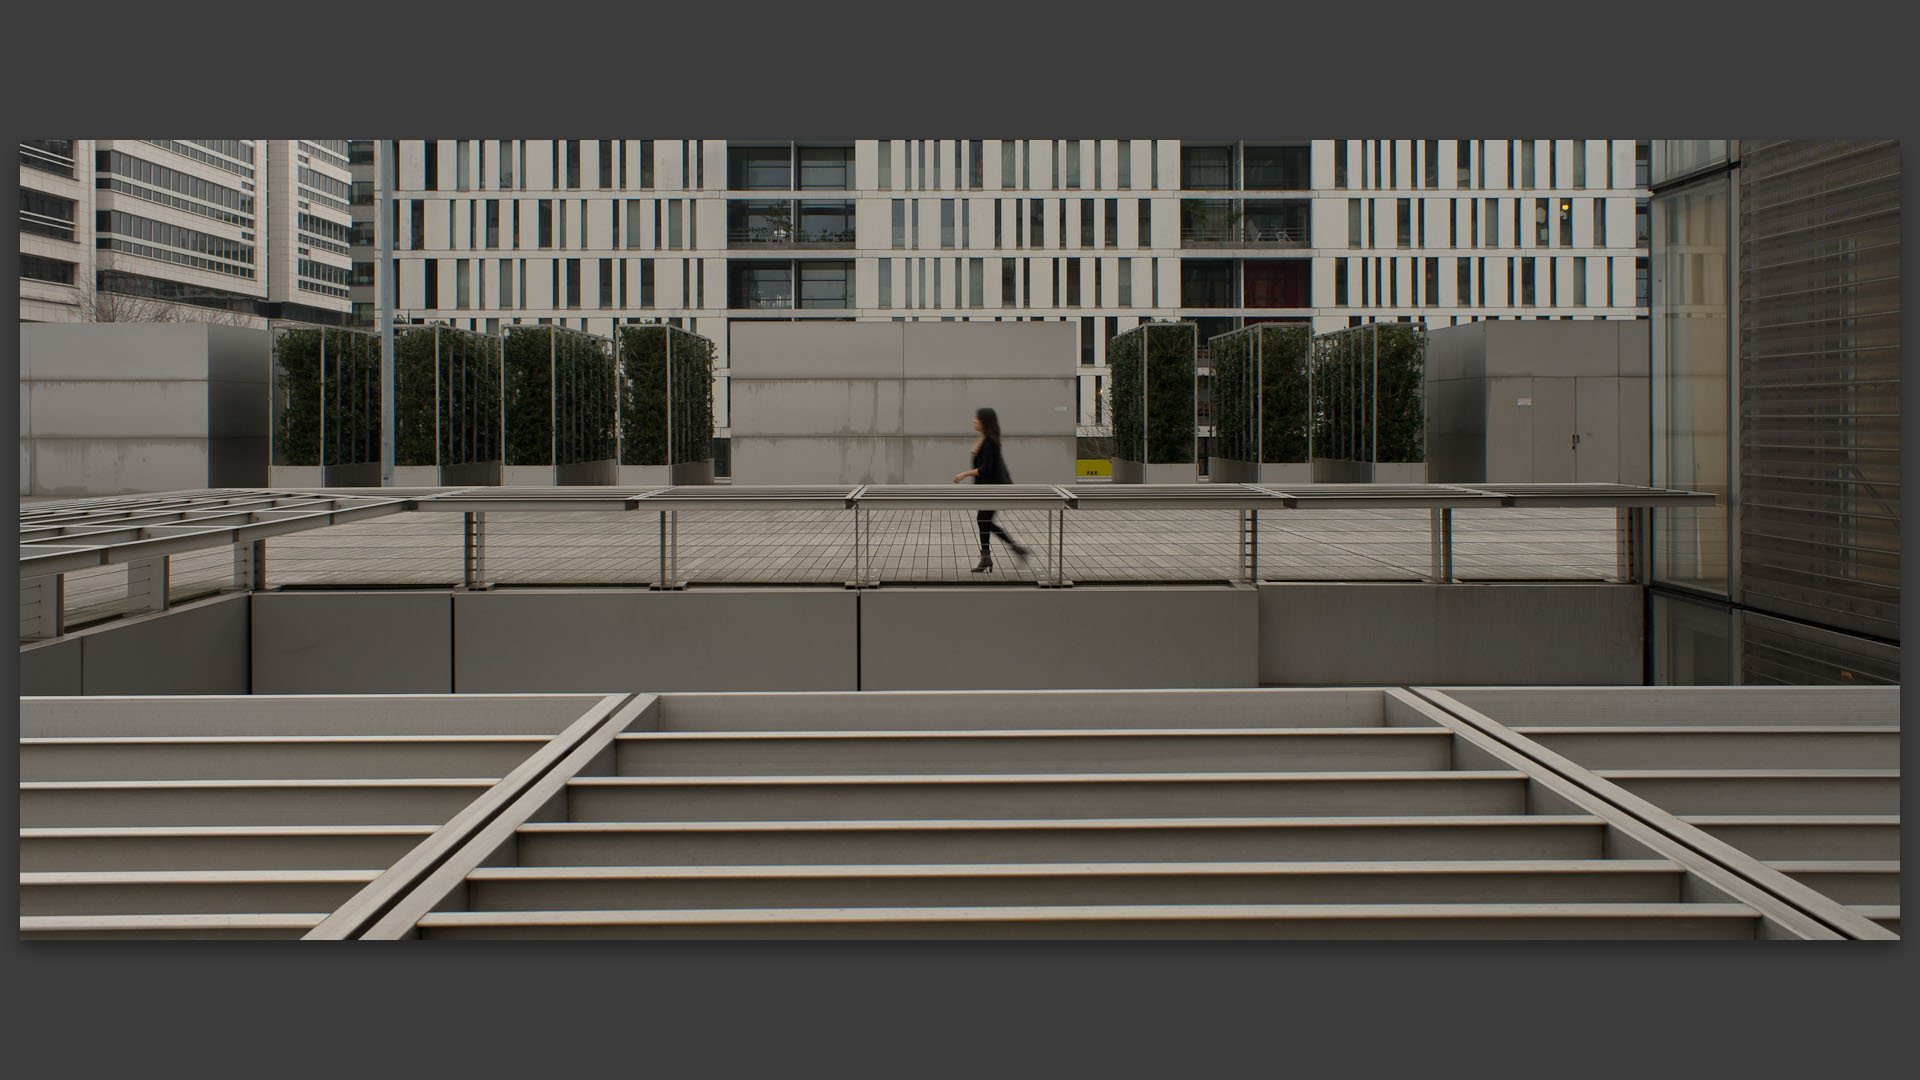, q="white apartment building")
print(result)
[17,139,354,328]
[364,139,1653,456]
